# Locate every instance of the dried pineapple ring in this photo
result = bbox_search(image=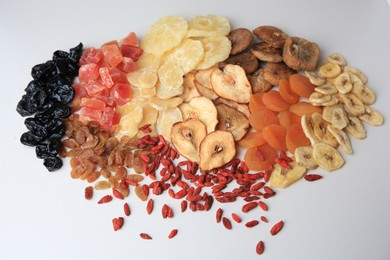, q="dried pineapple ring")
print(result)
[158,60,184,89]
[156,81,184,100]
[196,36,231,70]
[157,107,183,141]
[137,103,158,137]
[162,38,204,74]
[141,16,188,56]
[127,67,158,89]
[187,15,230,37]
[149,96,183,111]
[117,106,143,139]
[116,88,141,116]
[136,52,160,71]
